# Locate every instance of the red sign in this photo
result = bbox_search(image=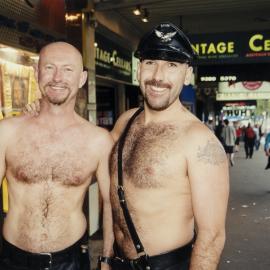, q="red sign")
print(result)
[242,81,263,90]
